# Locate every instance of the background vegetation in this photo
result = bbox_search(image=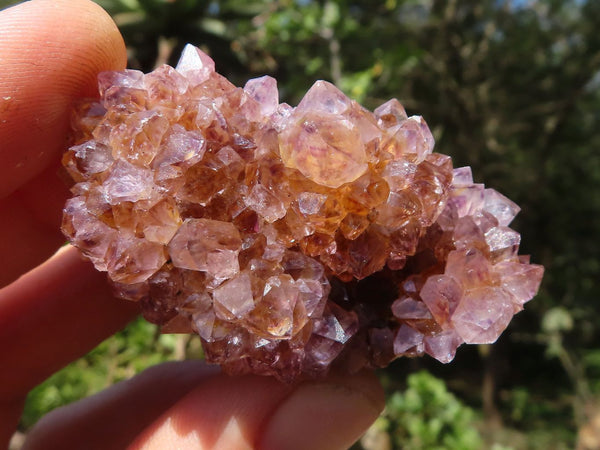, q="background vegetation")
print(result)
[4,0,600,448]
